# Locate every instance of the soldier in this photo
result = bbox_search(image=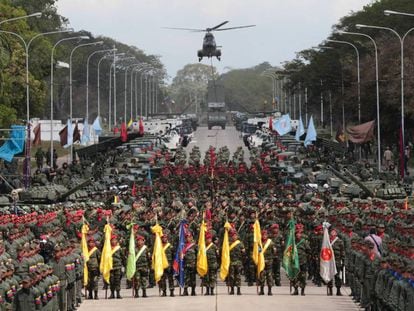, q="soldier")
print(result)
[134,235,150,298]
[159,232,175,297]
[86,238,101,300]
[327,227,345,296]
[109,235,124,299]
[269,223,284,286]
[35,148,45,170]
[291,224,310,296]
[182,232,197,296]
[258,229,276,296]
[13,275,36,311]
[202,232,218,295]
[50,246,68,311]
[228,229,245,295]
